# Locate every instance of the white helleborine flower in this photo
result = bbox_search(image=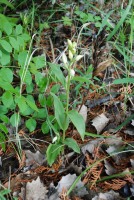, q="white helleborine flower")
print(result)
[70,69,75,77]
[71,47,76,54]
[67,40,77,54]
[72,41,77,48]
[52,136,57,143]
[69,50,73,60]
[62,52,68,64]
[67,39,73,48]
[75,55,84,62]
